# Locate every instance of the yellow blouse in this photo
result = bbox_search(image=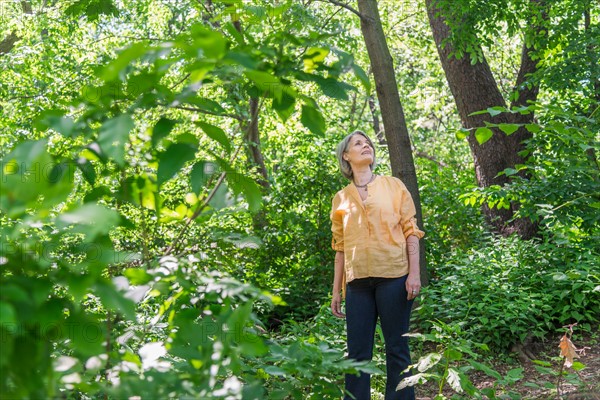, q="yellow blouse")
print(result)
[330,176,425,283]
